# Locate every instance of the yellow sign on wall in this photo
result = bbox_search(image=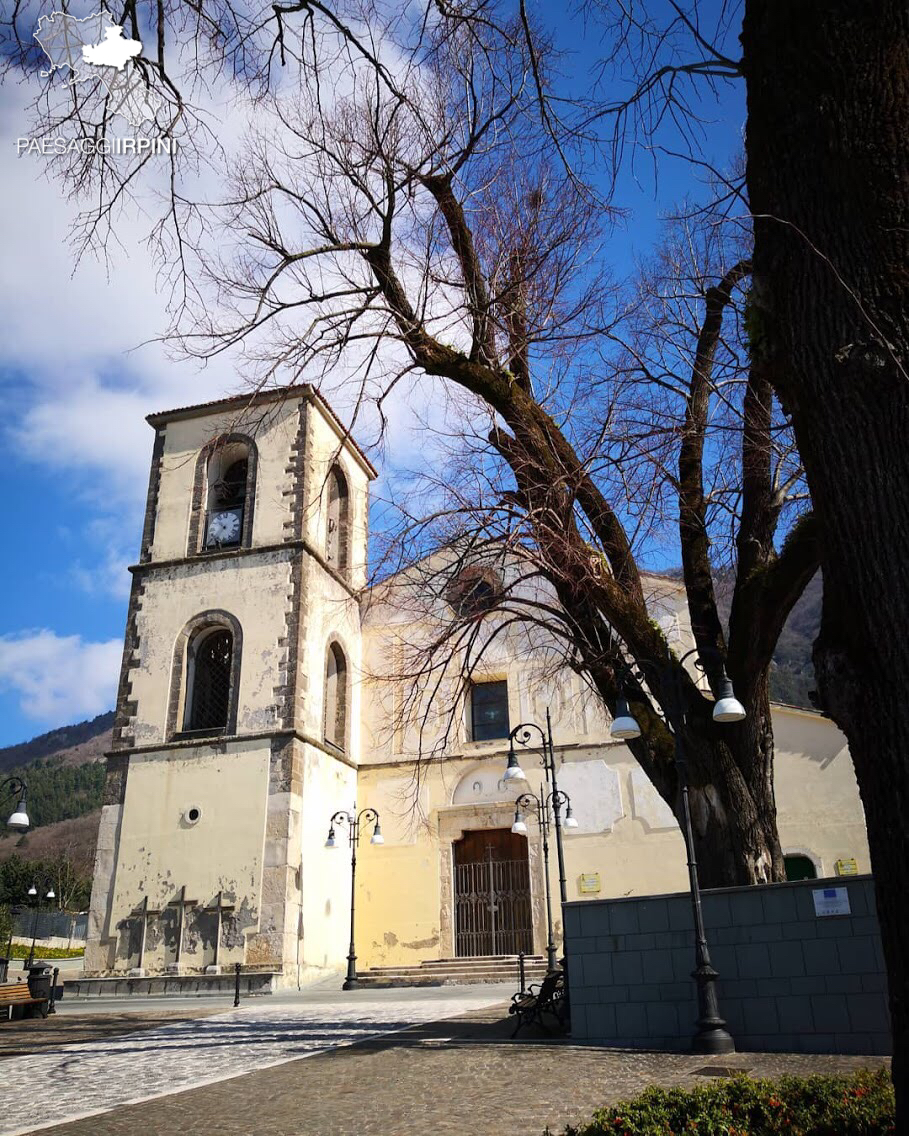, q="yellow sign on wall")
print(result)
[835,858,858,876]
[578,872,601,895]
